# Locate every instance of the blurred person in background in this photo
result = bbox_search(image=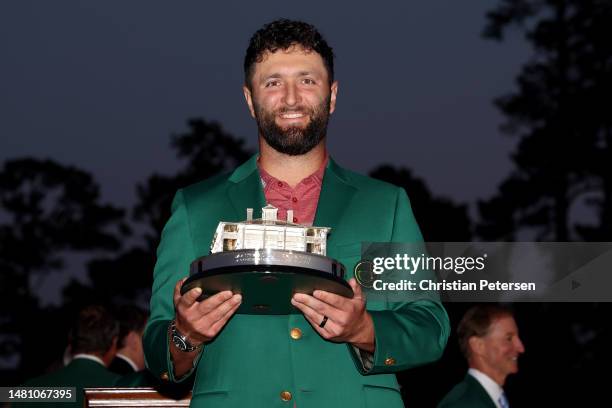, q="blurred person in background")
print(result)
[109,305,147,375]
[439,304,525,408]
[22,305,120,407]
